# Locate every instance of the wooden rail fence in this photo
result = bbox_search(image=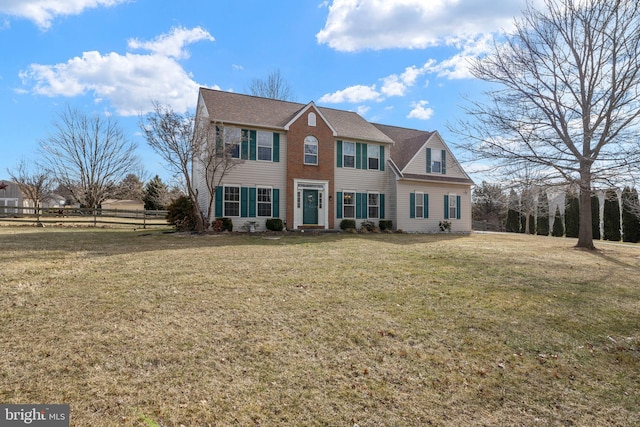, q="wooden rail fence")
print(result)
[0,206,170,228]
